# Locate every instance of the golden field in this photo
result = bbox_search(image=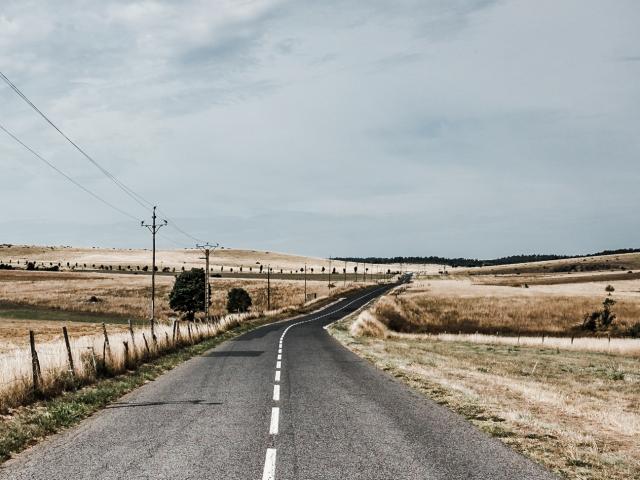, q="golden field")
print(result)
[0,269,364,351]
[0,244,430,274]
[378,276,640,337]
[458,251,640,276]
